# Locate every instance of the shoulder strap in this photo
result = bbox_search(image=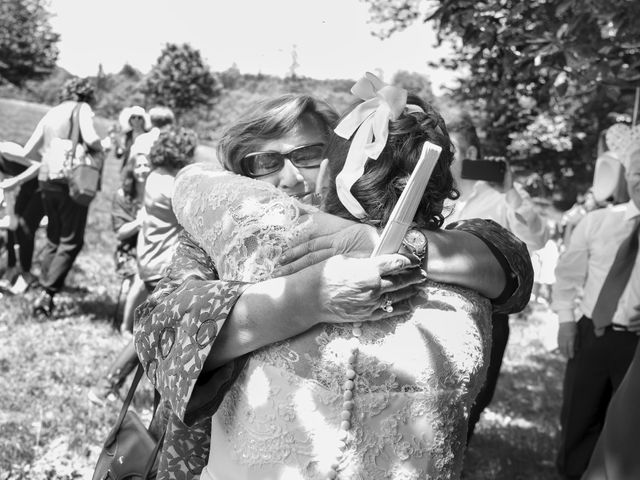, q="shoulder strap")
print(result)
[69,103,82,150]
[142,428,166,478]
[103,363,145,447]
